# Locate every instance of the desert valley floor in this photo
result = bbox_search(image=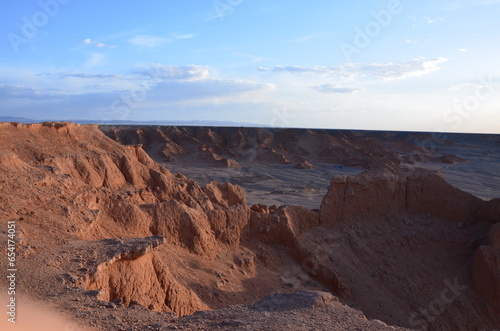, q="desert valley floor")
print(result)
[0,122,499,330]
